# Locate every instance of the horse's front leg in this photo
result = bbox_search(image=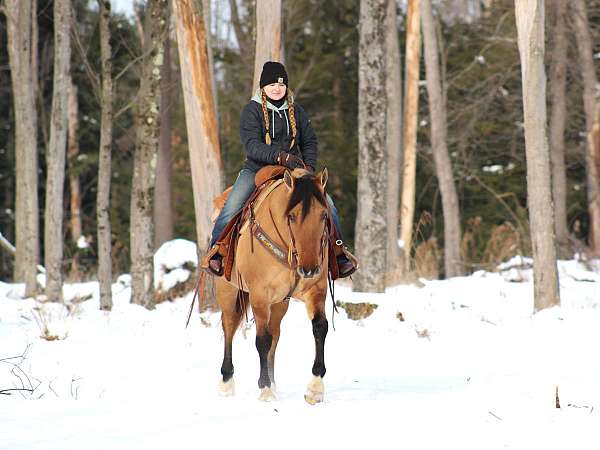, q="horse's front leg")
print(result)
[267,299,290,392]
[252,302,276,401]
[304,290,328,405]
